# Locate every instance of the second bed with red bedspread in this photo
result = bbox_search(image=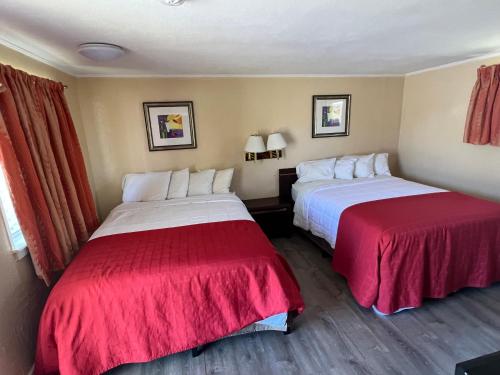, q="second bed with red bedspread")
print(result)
[333,192,500,314]
[292,175,500,314]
